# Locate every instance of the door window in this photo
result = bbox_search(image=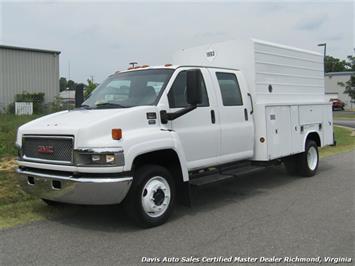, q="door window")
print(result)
[216,72,243,106]
[168,70,209,108]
